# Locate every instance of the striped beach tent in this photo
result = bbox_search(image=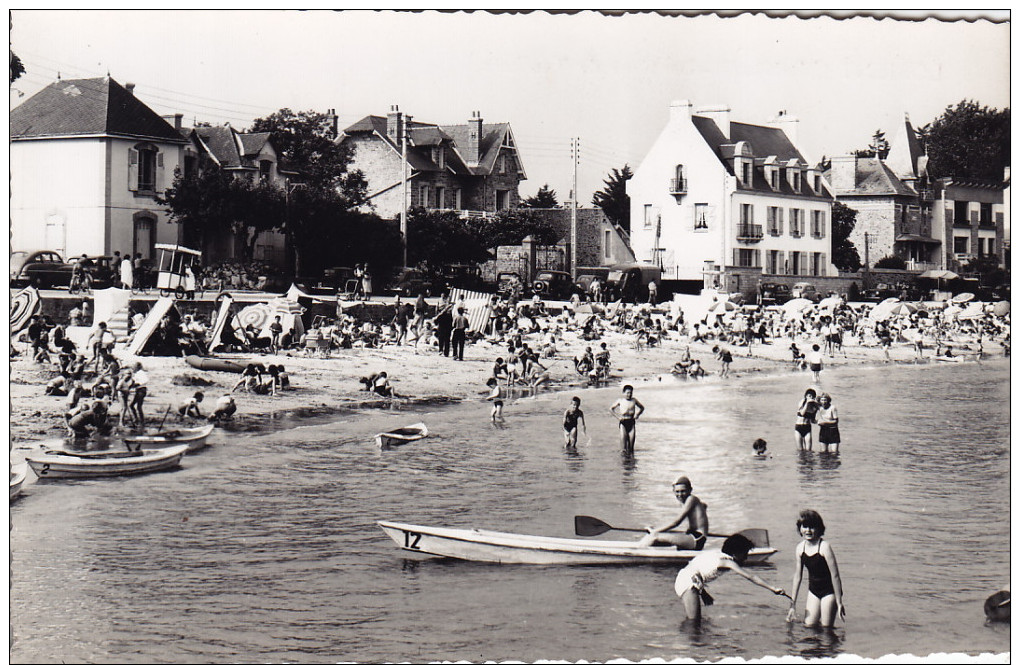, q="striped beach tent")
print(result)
[10,286,40,333]
[448,288,492,334]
